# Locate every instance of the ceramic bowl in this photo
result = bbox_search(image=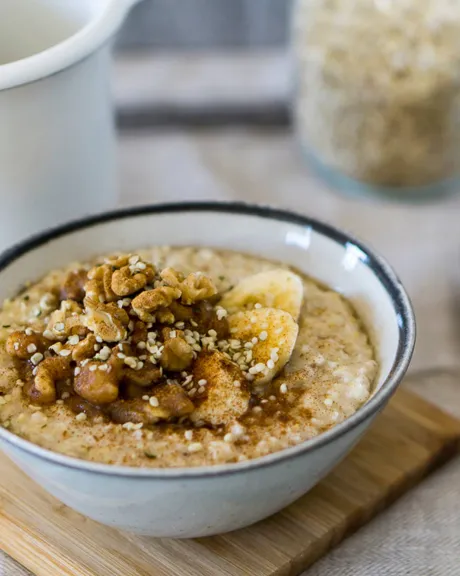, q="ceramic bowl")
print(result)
[0,202,415,537]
